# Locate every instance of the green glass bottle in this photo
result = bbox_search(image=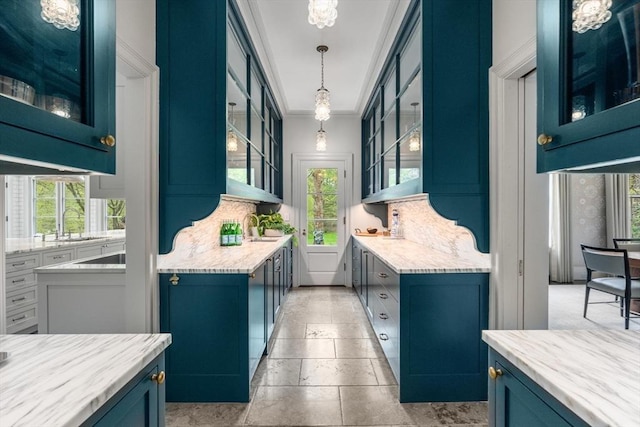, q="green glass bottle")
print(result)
[235,221,243,246]
[221,220,229,246]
